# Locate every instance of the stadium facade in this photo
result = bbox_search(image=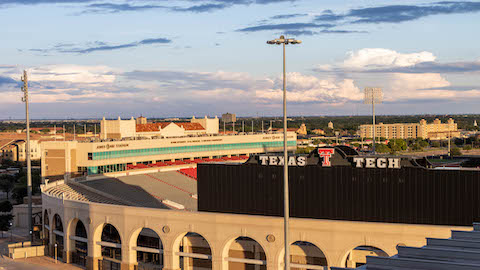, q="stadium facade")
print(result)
[40,146,477,270]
